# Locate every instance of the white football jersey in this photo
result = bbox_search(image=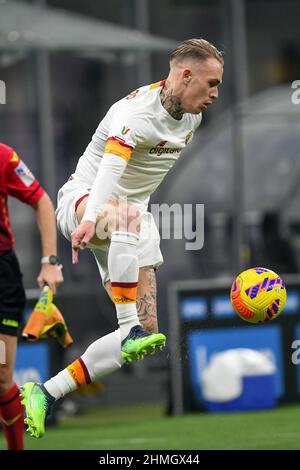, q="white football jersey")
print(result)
[70,80,202,211]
